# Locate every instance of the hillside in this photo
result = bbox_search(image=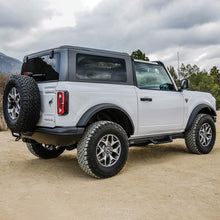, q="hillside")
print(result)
[0,52,22,74]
